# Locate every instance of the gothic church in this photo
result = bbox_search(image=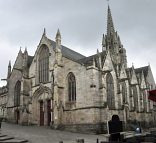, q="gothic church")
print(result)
[0,6,156,133]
